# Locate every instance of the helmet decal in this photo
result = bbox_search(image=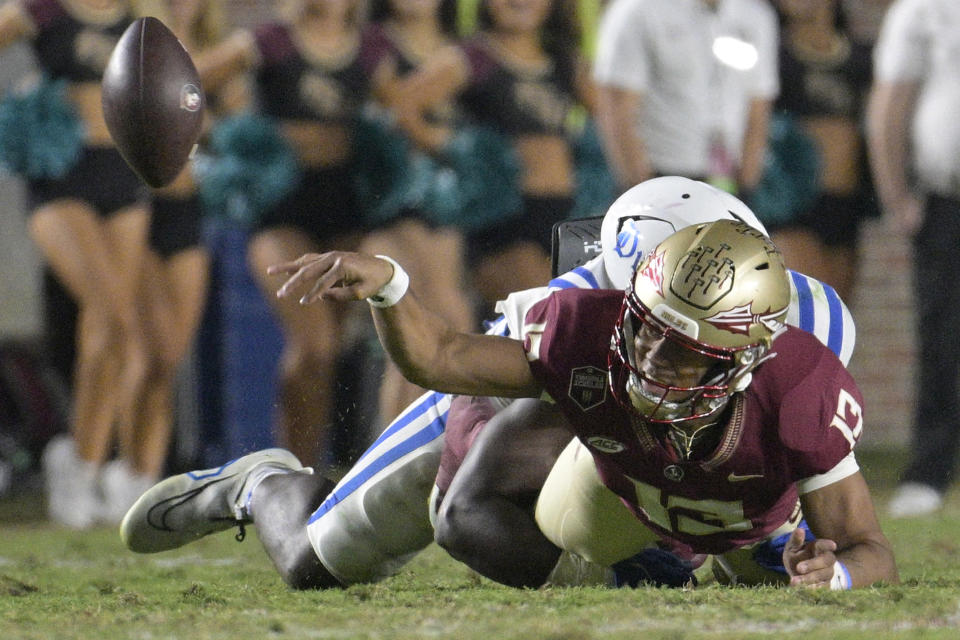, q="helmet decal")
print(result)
[637,247,666,298]
[674,242,736,308]
[703,303,789,336]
